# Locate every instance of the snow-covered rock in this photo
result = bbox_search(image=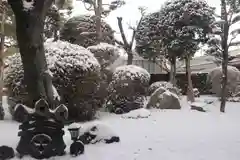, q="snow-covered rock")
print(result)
[148,81,181,96]
[147,87,181,109]
[78,121,120,144]
[207,66,240,97]
[4,40,101,121]
[121,108,151,119]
